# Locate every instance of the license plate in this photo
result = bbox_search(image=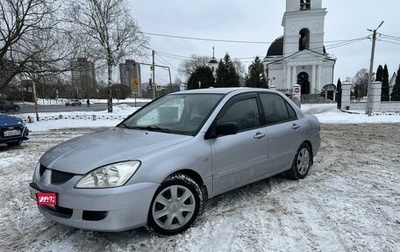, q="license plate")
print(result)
[4,129,21,137]
[31,188,57,206]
